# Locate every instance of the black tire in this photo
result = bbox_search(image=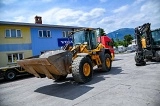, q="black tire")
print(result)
[134,55,139,63]
[101,54,112,72]
[135,55,146,66]
[4,70,17,81]
[136,62,146,66]
[53,75,67,82]
[155,51,160,62]
[72,56,93,83]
